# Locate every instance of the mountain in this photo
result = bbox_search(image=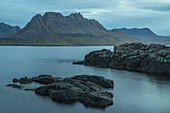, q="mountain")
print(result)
[118,28,170,45]
[118,28,158,38]
[0,12,140,46]
[0,22,21,38]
